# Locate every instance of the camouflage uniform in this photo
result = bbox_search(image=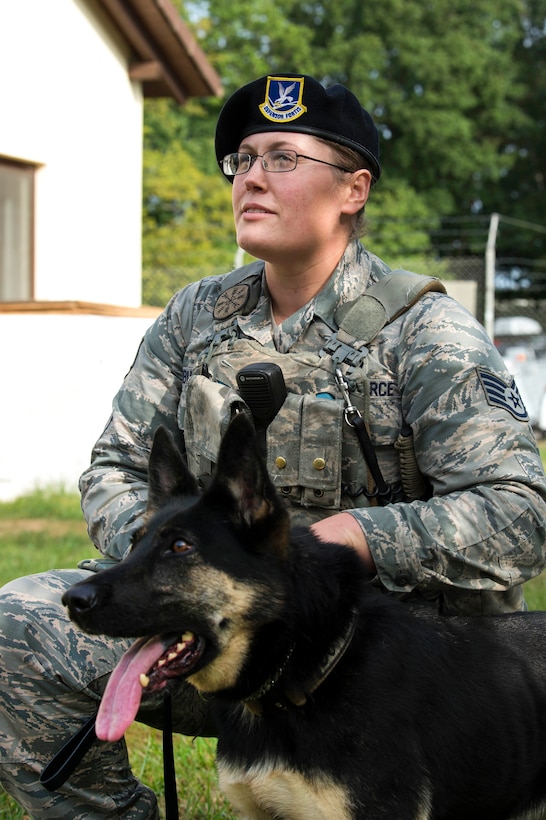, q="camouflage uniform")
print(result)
[1,239,545,816]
